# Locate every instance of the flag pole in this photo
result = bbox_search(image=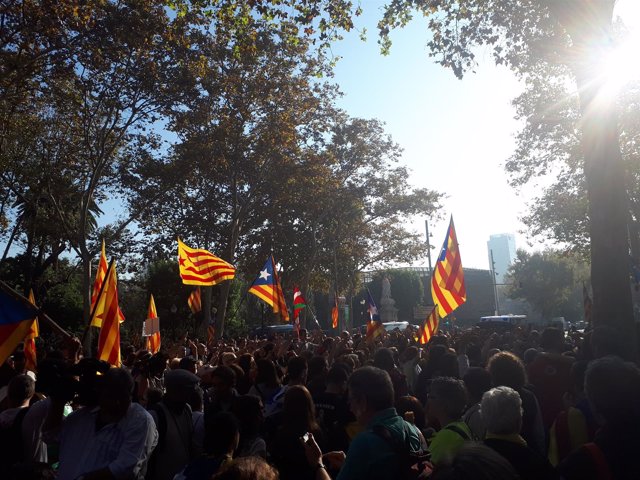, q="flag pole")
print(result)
[81,259,115,346]
[0,281,72,339]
